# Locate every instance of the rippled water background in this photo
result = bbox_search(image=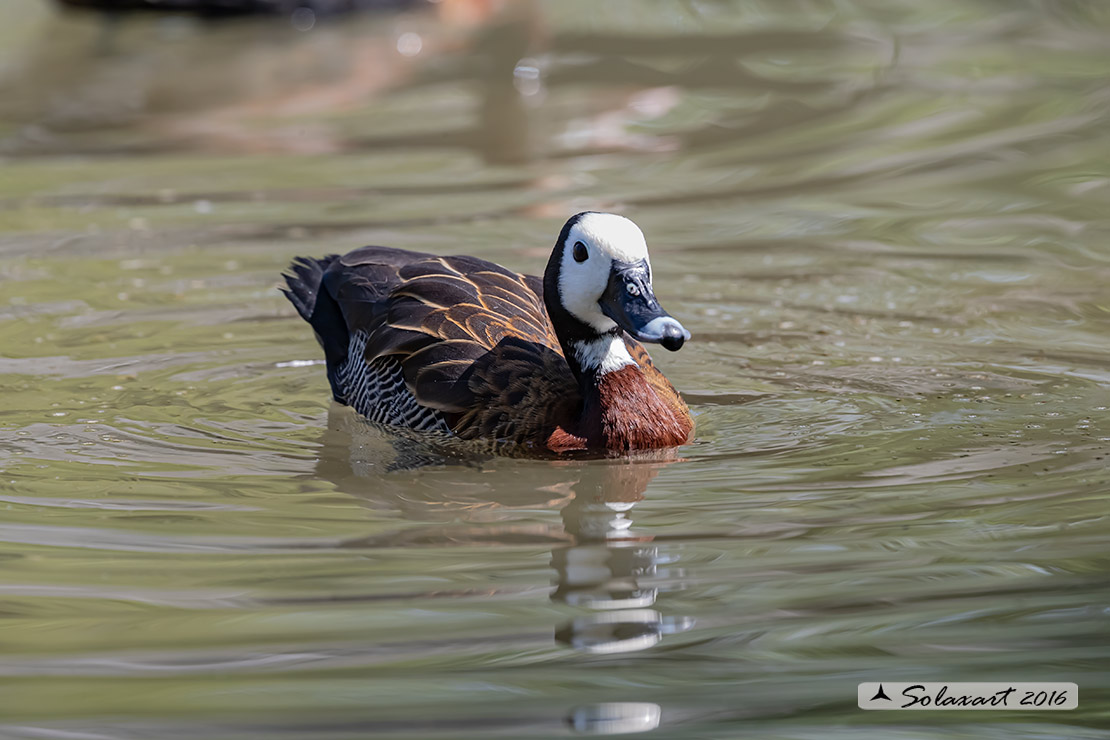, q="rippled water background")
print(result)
[1,0,1108,737]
